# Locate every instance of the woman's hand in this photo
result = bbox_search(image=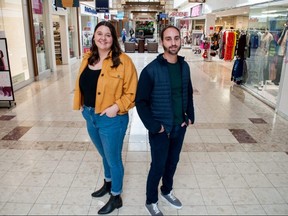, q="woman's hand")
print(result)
[100,104,119,117]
